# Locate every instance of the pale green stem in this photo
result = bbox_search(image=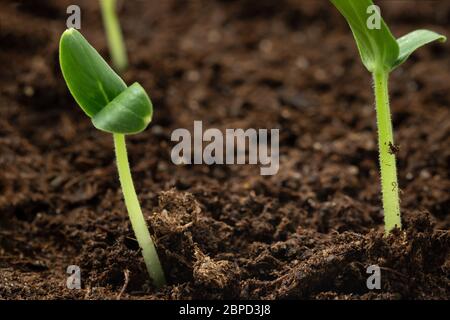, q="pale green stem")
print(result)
[113,133,166,287]
[100,0,128,72]
[373,70,401,233]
